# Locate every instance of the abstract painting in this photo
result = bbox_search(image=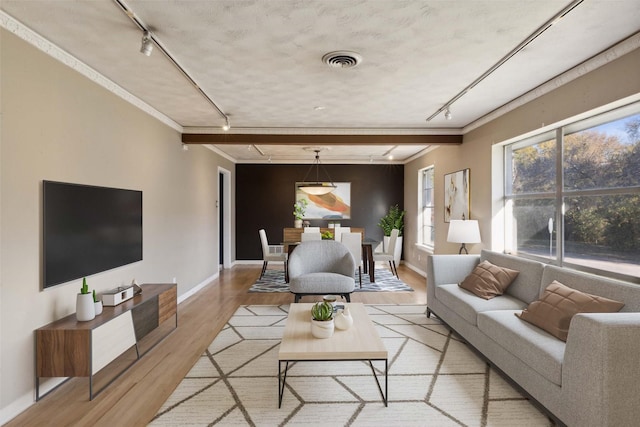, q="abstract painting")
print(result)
[295,182,351,219]
[444,169,470,222]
